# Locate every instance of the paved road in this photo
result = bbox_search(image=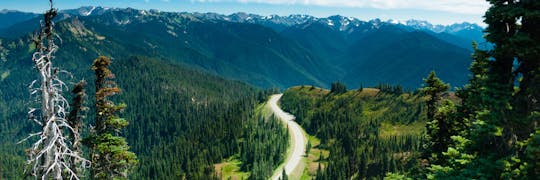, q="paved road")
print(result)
[269,94,307,180]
